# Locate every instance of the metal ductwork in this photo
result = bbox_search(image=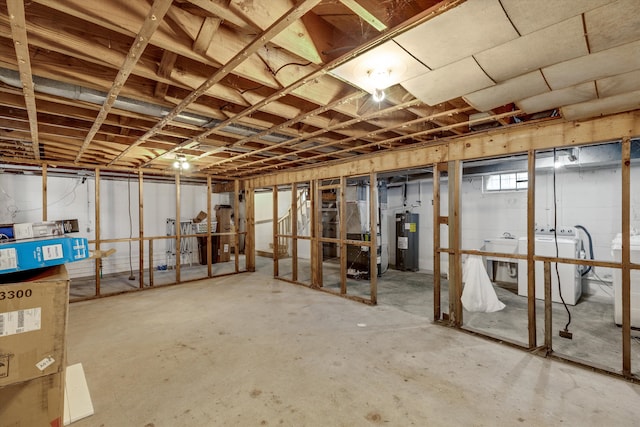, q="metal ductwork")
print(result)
[0,68,294,146]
